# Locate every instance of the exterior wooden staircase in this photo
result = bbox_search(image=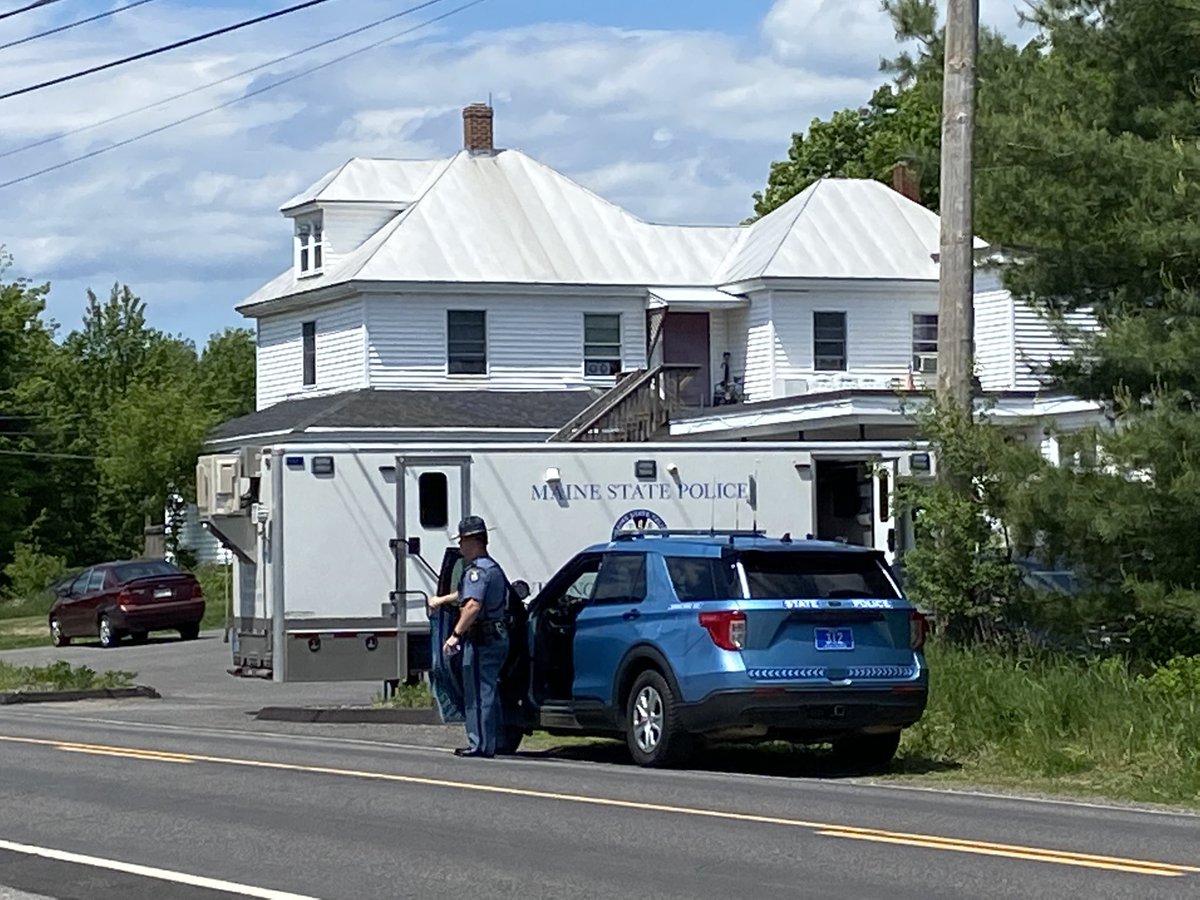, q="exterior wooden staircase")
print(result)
[548,364,701,442]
